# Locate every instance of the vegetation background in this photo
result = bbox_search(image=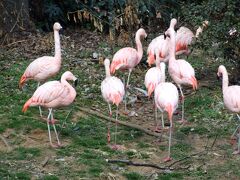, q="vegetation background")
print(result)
[0,0,240,179]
